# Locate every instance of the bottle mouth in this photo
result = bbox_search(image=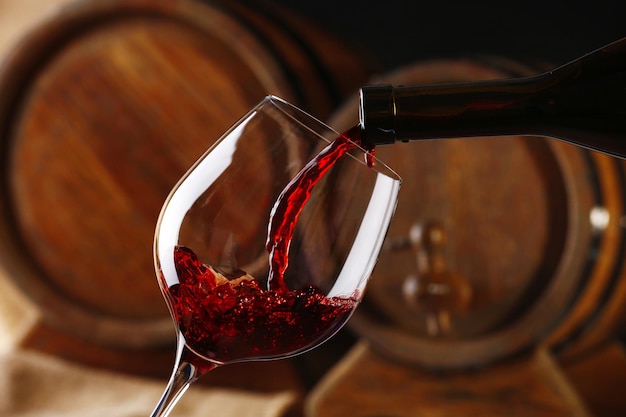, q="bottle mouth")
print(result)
[359,85,397,146]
